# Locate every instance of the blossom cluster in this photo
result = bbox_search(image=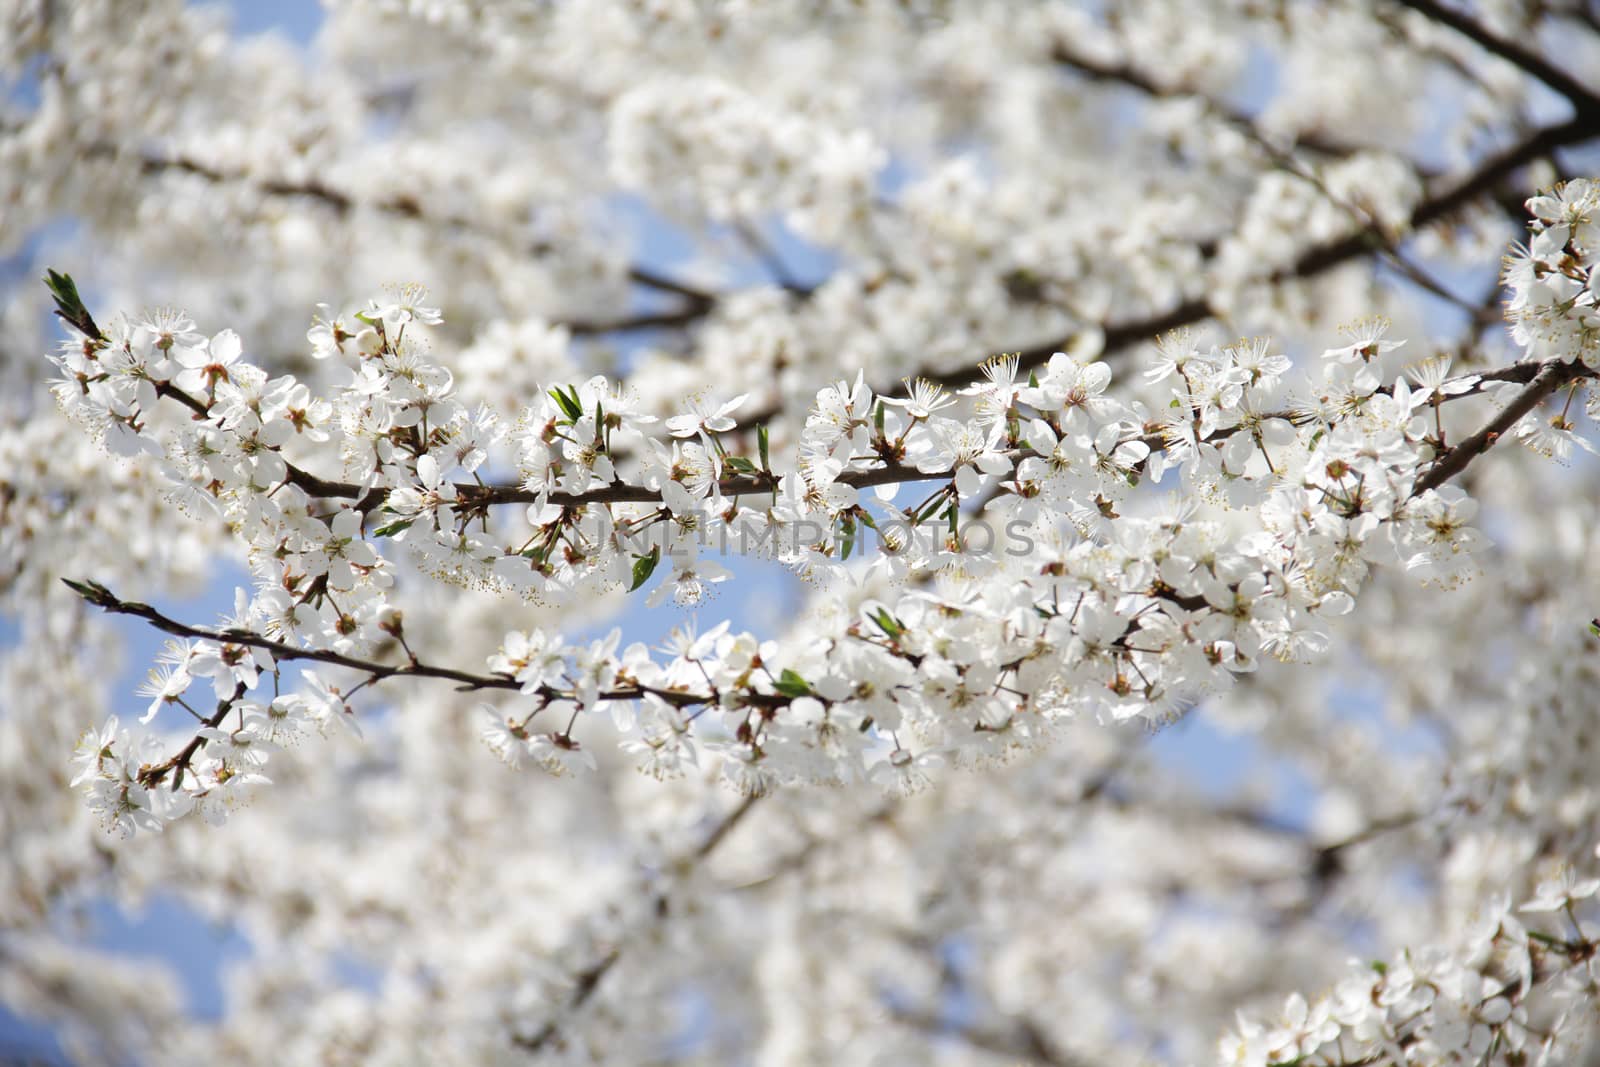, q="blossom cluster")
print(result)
[1501,177,1600,456]
[47,187,1600,835]
[1223,869,1600,1066]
